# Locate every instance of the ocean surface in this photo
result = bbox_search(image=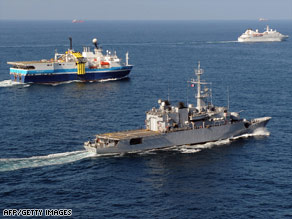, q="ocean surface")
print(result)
[0,20,291,218]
